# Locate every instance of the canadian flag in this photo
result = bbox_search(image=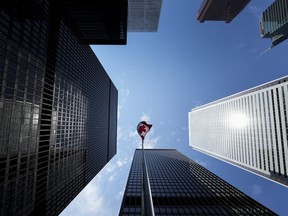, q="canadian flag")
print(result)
[137,121,152,141]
